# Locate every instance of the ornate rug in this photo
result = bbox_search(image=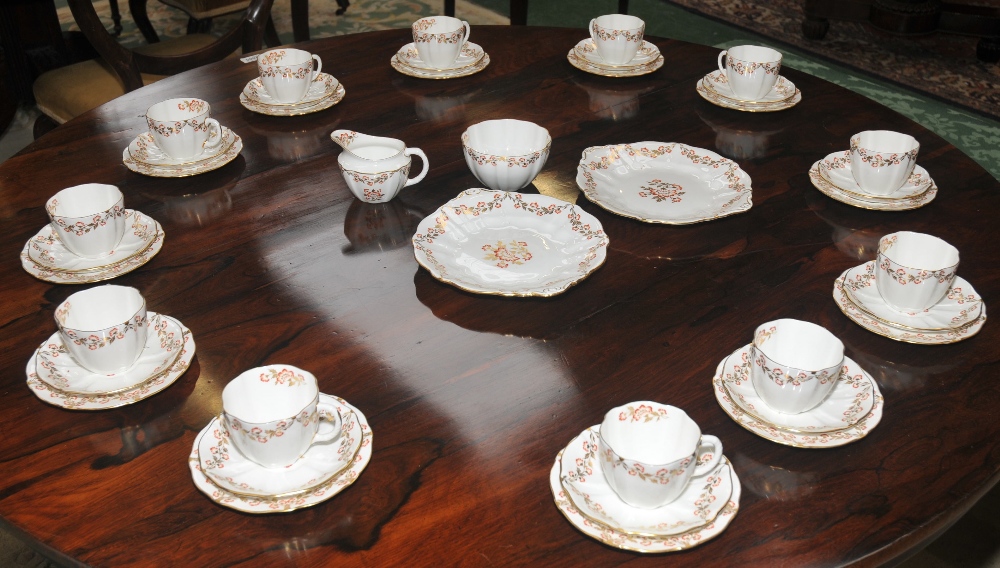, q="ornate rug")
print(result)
[663,0,1000,120]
